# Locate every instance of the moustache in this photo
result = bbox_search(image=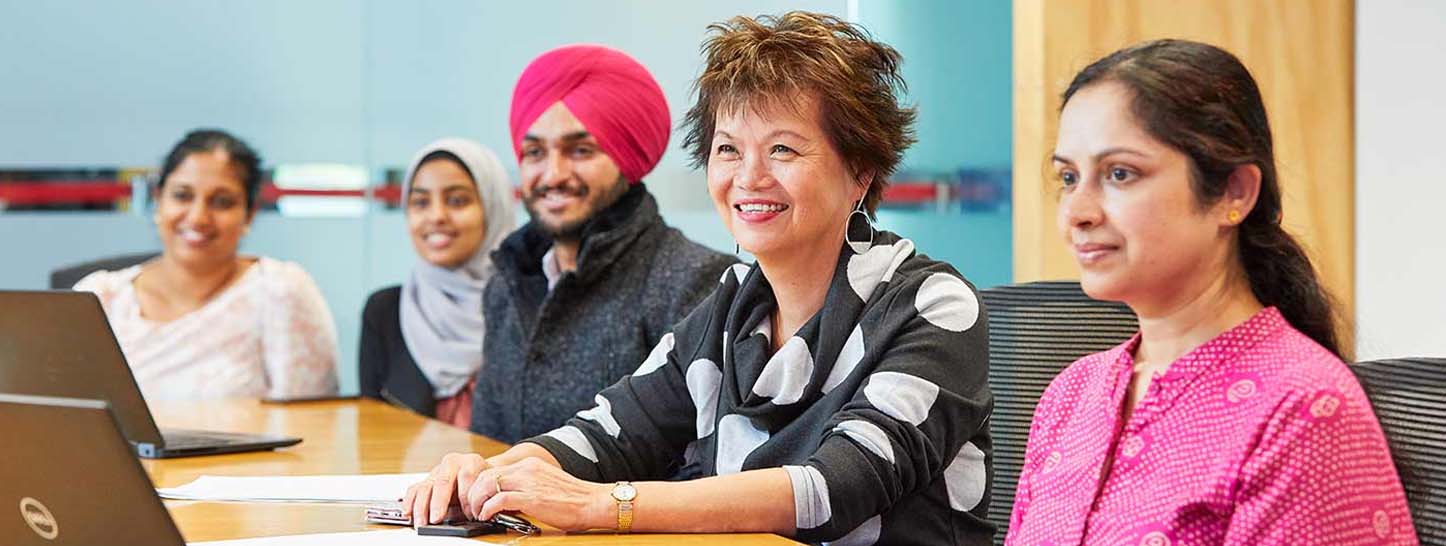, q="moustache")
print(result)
[529,181,588,200]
